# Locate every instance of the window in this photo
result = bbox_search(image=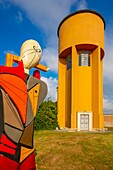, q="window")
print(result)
[67,54,72,70]
[79,52,90,66]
